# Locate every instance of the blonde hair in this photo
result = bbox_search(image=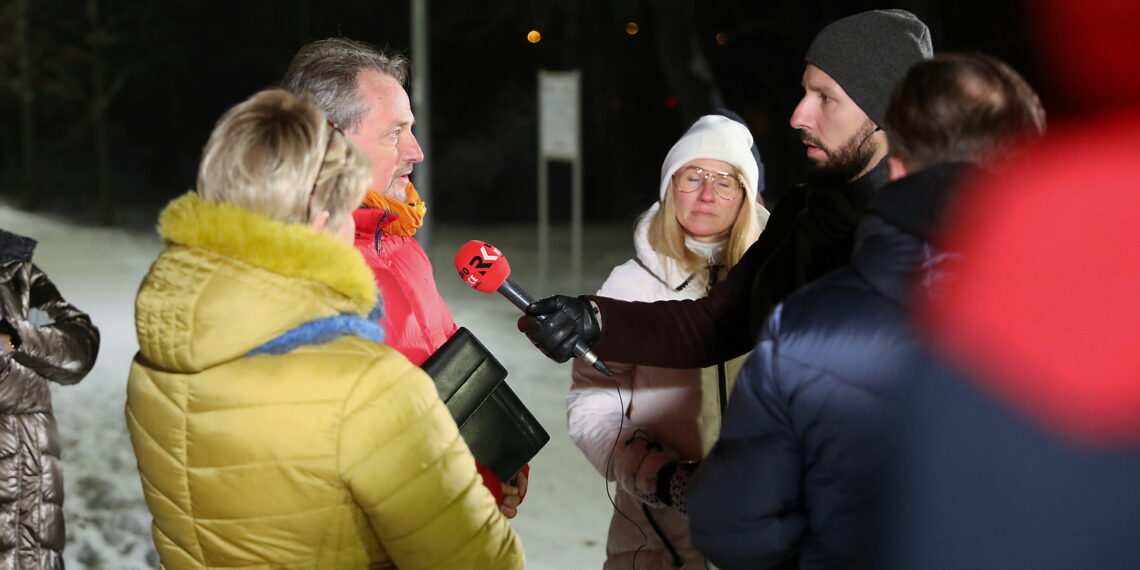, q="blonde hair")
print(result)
[646,169,763,286]
[196,89,371,231]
